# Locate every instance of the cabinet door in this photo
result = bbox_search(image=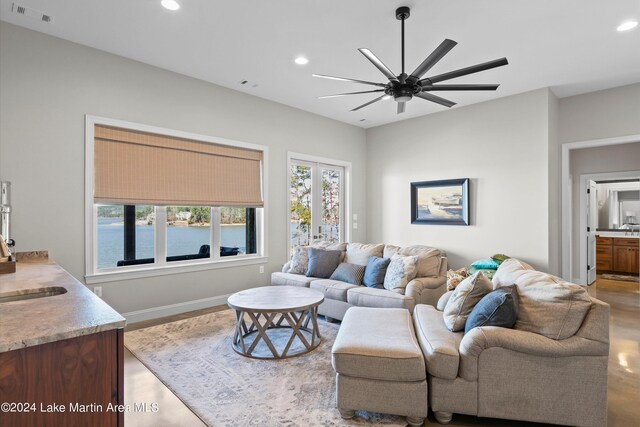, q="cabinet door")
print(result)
[614,246,638,274]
